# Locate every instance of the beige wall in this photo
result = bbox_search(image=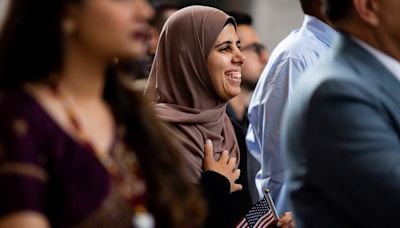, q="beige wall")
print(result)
[0,0,9,29]
[223,0,304,50]
[250,0,303,50]
[0,0,303,51]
